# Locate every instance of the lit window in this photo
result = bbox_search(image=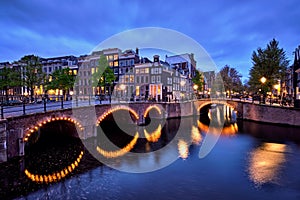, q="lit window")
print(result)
[130,75,134,83]
[136,69,140,74]
[73,70,77,75]
[145,68,149,73]
[114,61,118,66]
[114,55,118,60]
[109,62,113,67]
